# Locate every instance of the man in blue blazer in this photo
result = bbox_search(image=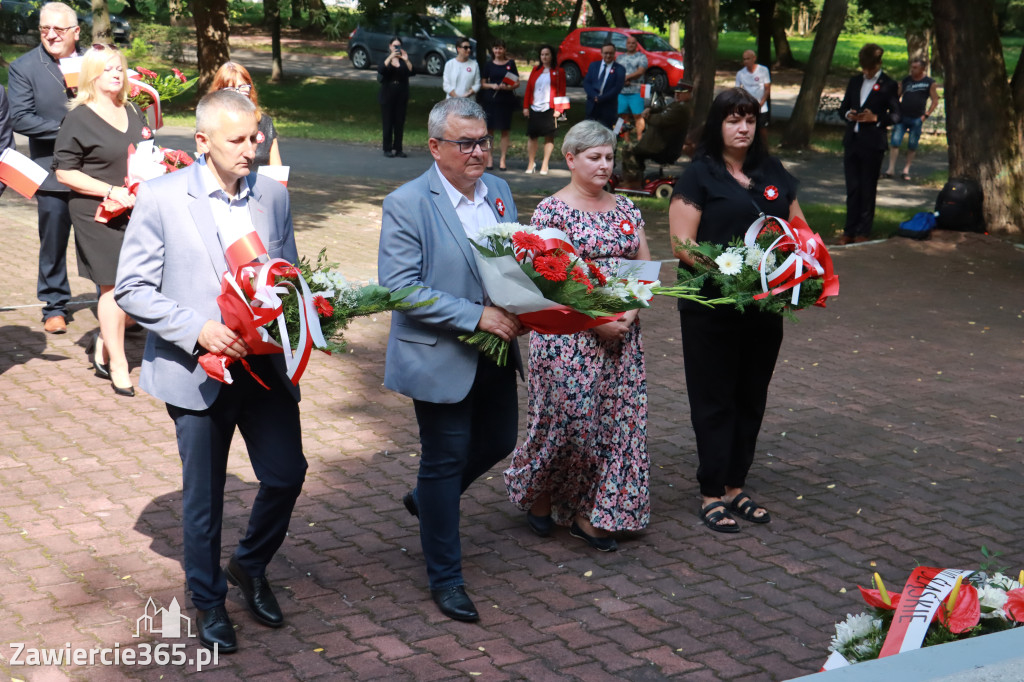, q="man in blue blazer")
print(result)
[7,2,82,333]
[839,43,900,244]
[582,42,625,129]
[378,98,524,622]
[115,91,307,653]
